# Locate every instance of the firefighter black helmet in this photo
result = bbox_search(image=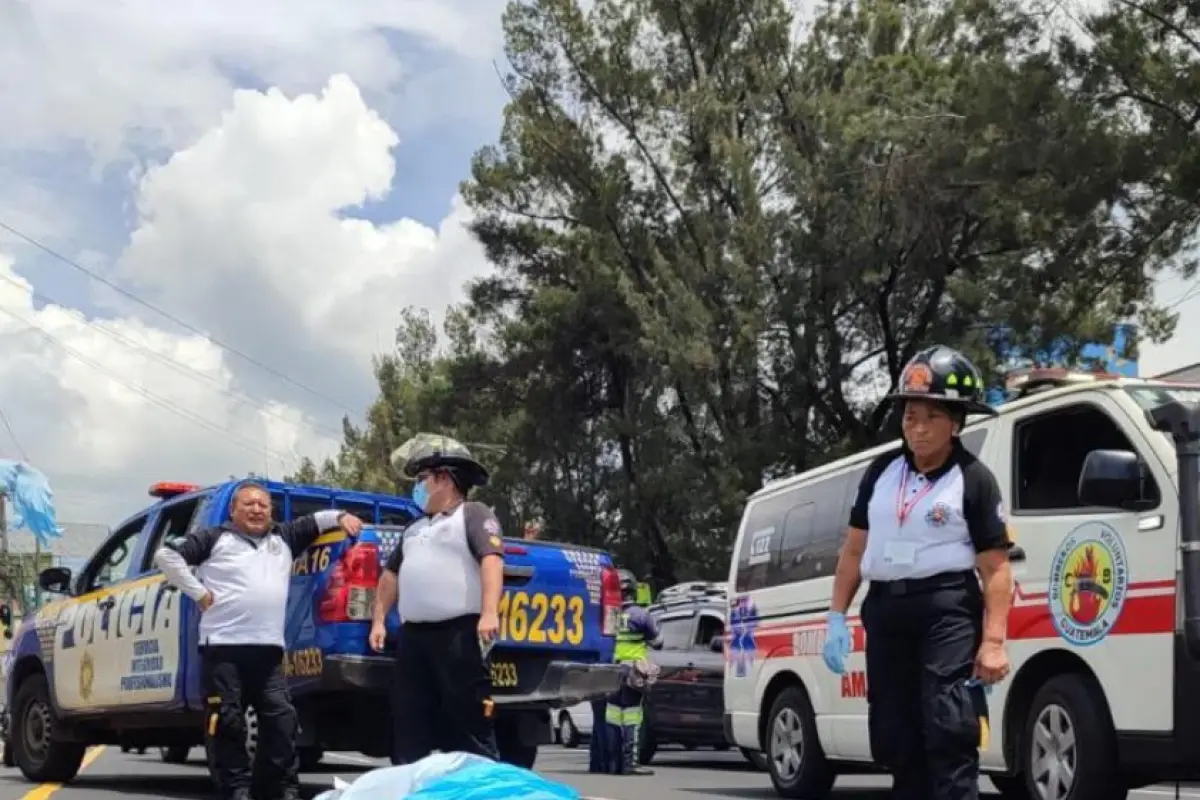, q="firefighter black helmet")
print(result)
[390,433,490,488]
[885,346,997,417]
